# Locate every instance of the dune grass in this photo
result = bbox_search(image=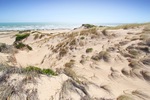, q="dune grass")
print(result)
[14,42,32,50]
[15,33,30,42]
[25,66,57,76]
[91,51,110,62]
